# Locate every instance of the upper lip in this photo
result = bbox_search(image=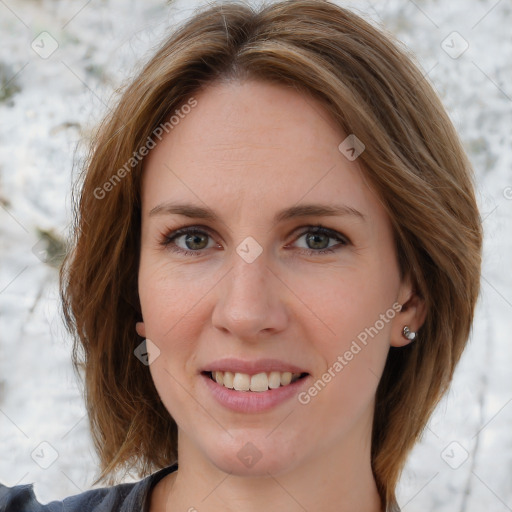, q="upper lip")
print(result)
[201,358,309,375]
